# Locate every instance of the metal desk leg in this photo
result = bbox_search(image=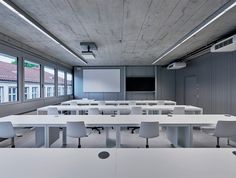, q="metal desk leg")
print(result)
[44,125,49,148]
[116,125,121,148]
[62,127,67,146]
